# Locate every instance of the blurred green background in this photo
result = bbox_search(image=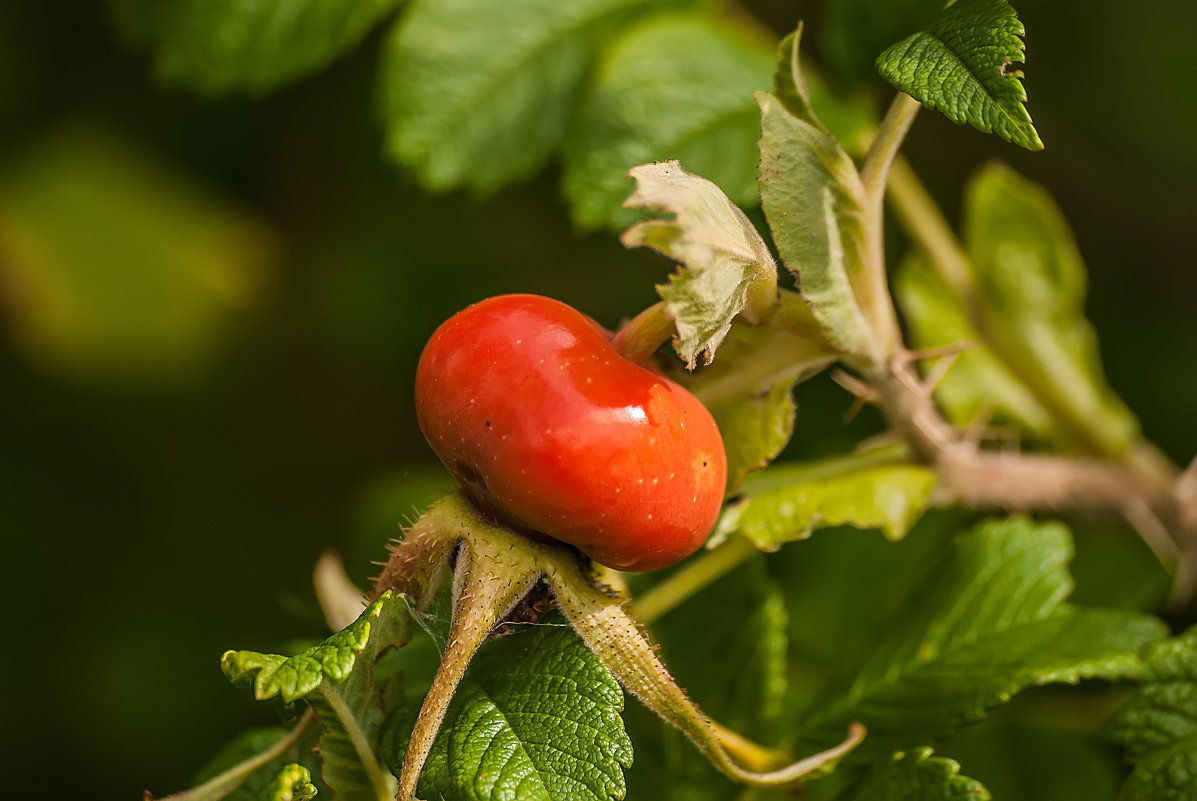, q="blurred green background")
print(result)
[1,2,1194,798]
